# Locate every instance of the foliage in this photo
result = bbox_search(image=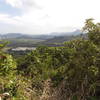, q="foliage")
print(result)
[0,19,100,100]
[83,18,100,45]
